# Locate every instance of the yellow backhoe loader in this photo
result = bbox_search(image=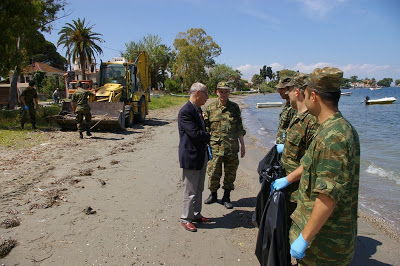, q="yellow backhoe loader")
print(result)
[55,51,151,130]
